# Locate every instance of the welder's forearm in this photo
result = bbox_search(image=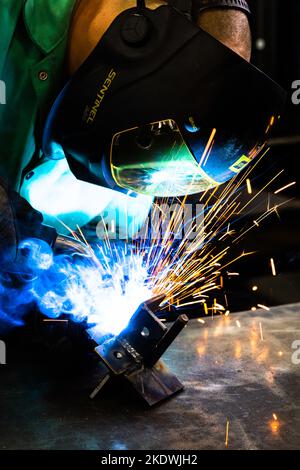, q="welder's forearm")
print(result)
[197,9,252,61]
